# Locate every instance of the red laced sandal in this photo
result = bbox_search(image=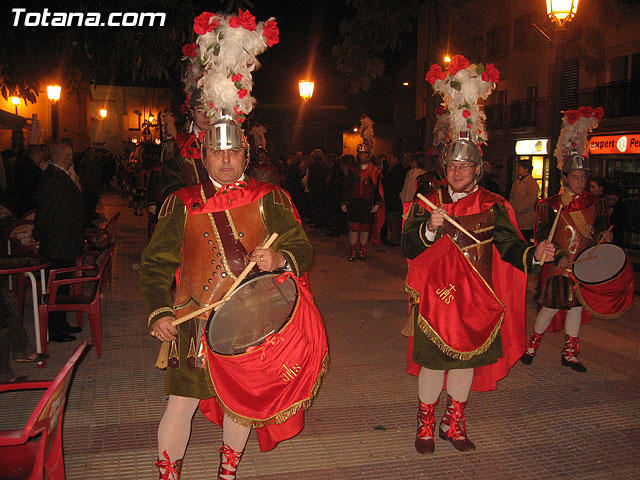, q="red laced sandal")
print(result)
[218,443,244,480]
[520,332,543,365]
[561,335,587,372]
[155,450,183,480]
[348,244,359,261]
[358,243,367,260]
[415,399,438,454]
[438,395,476,452]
